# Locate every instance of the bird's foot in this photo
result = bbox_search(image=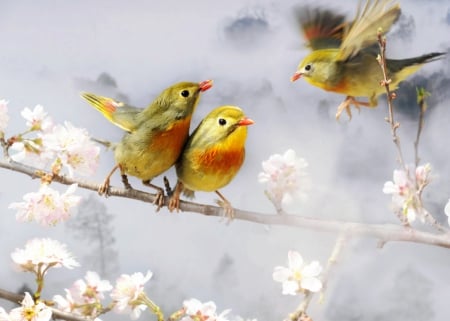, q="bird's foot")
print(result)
[142,180,165,211]
[335,96,371,120]
[215,190,234,223]
[216,199,235,224]
[98,178,111,197]
[168,195,180,212]
[99,164,120,197]
[153,190,165,211]
[168,181,183,213]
